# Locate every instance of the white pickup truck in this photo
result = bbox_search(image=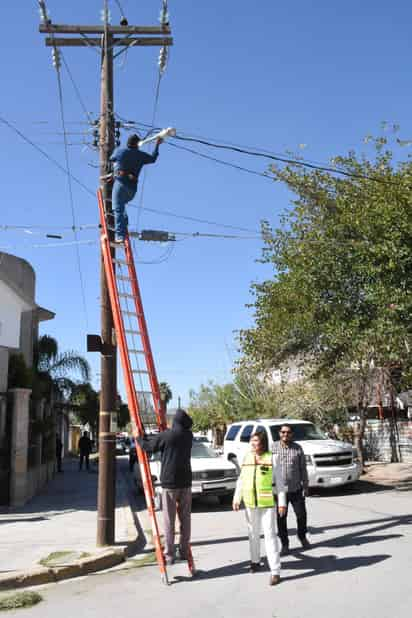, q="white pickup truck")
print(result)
[223,418,362,489]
